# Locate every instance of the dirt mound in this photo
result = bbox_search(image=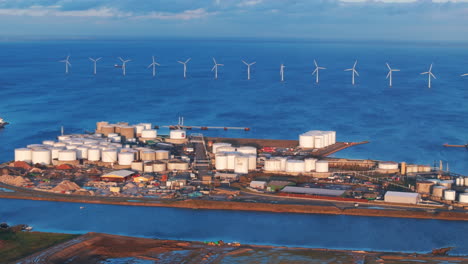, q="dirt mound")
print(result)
[12,161,32,170]
[0,175,31,187]
[56,164,74,170]
[50,180,81,193]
